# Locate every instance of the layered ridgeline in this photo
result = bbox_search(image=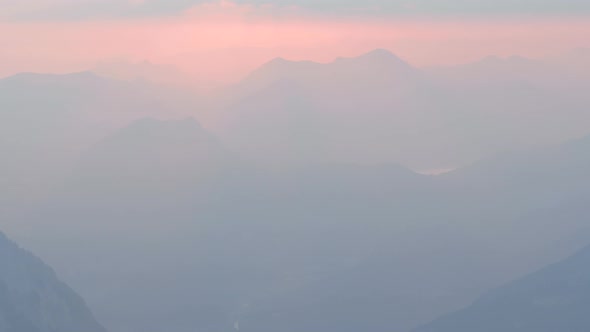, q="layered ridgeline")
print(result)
[211,49,590,170]
[19,118,590,332]
[0,231,105,332]
[415,243,590,332]
[1,49,590,332]
[0,71,199,202]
